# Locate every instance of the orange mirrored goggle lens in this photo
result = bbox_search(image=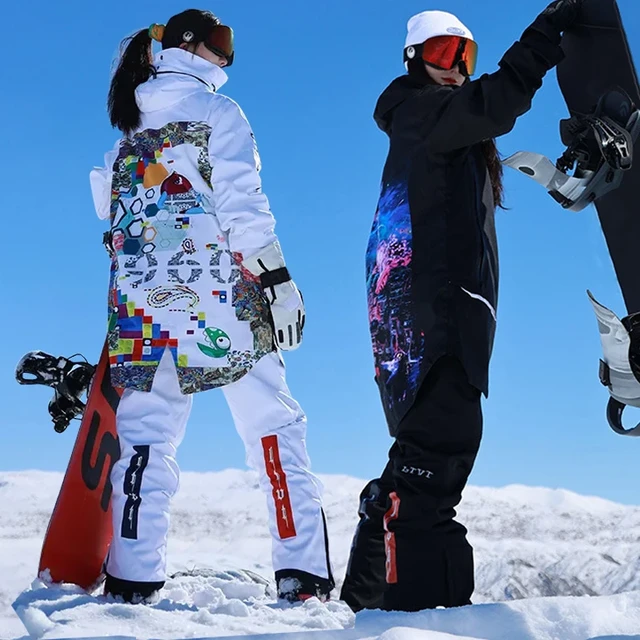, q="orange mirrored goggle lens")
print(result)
[422,36,478,76]
[205,25,234,62]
